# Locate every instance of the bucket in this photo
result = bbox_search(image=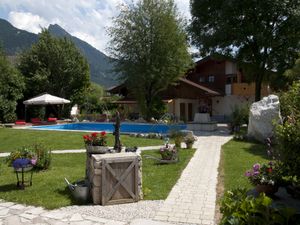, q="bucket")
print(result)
[64,178,90,203]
